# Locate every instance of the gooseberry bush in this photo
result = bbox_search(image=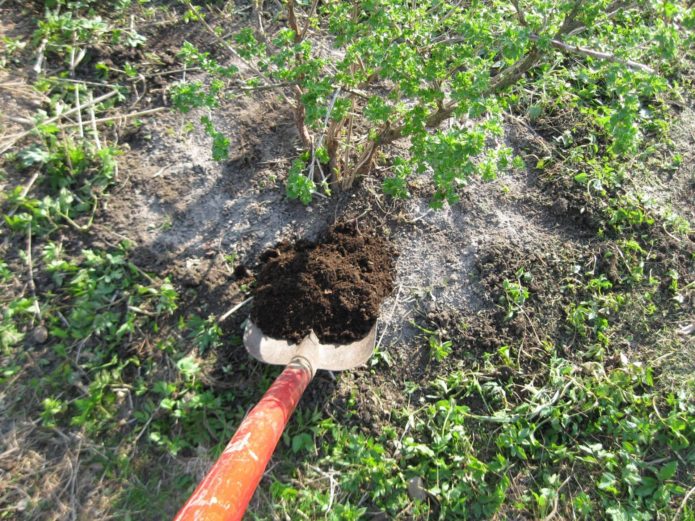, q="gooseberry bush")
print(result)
[173,0,692,206]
